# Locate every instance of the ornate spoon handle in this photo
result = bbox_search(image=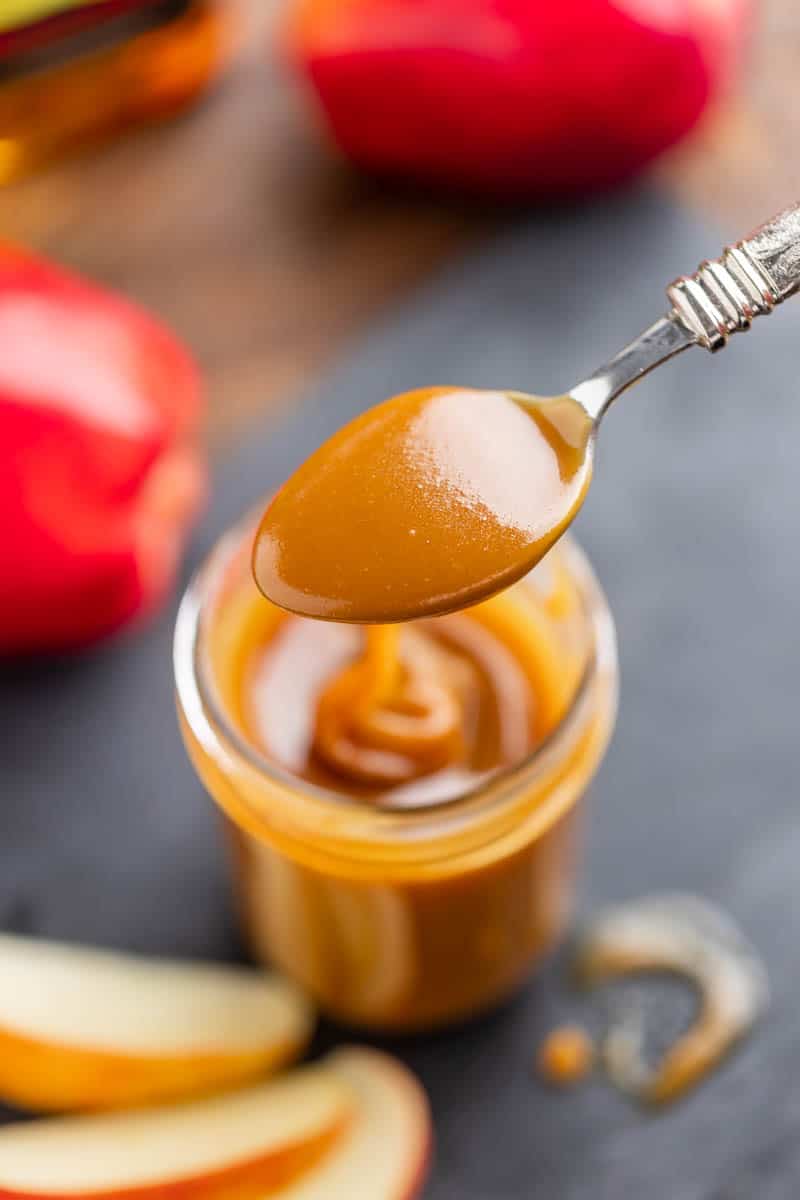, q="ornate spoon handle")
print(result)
[668,202,800,351]
[572,202,800,421]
